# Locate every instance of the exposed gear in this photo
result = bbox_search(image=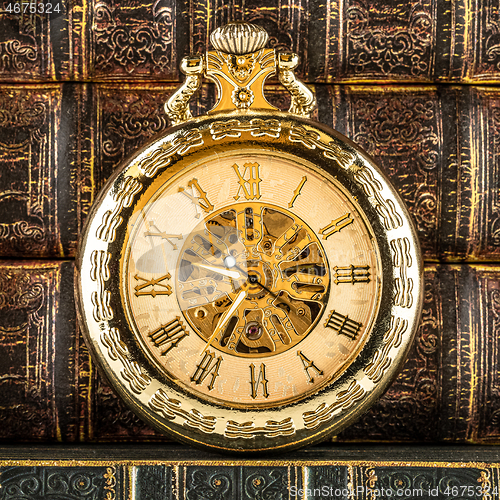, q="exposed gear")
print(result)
[176,202,330,357]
